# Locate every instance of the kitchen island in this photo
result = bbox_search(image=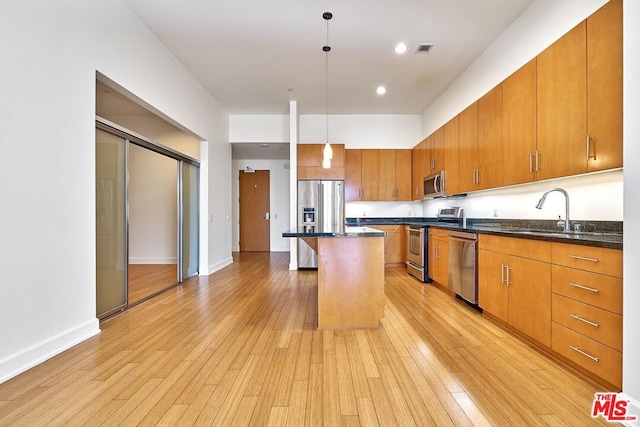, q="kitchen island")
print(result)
[283,226,386,330]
